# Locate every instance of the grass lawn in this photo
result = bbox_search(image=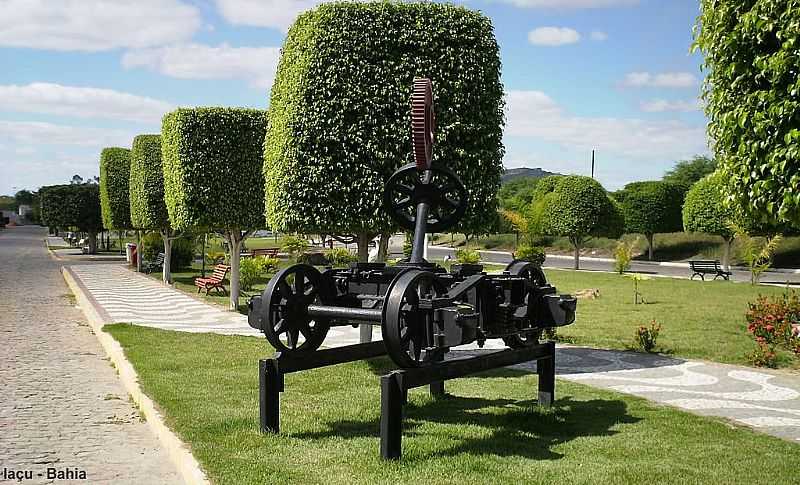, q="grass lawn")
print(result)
[147,261,799,368]
[544,269,799,368]
[107,324,799,485]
